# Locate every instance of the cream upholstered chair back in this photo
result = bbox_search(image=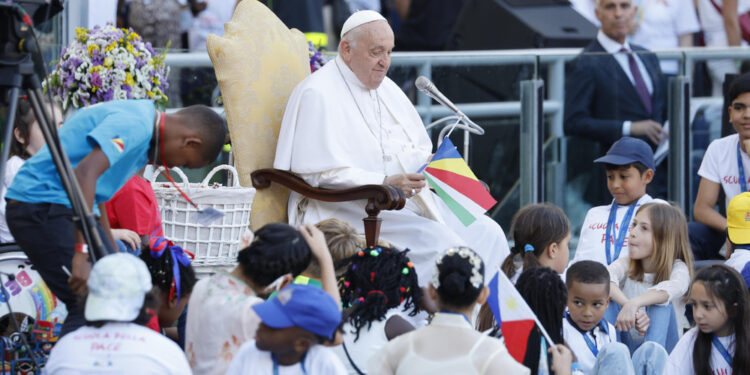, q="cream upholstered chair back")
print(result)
[206,1,310,230]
